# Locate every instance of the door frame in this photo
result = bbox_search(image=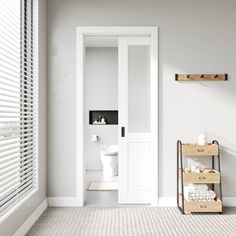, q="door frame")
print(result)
[76,26,158,206]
